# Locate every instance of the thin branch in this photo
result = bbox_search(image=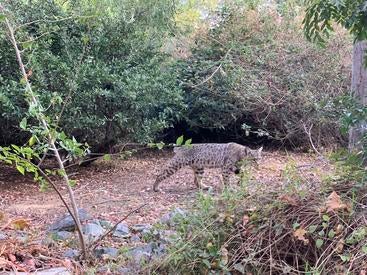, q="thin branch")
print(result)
[185,48,232,89]
[91,203,147,250]
[2,10,87,258]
